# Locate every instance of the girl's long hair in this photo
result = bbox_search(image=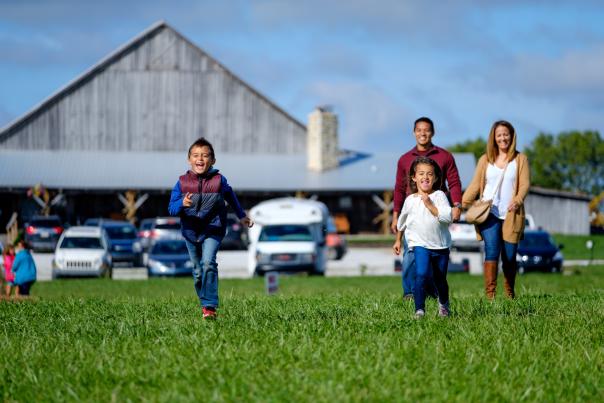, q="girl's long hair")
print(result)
[486,120,518,163]
[408,157,442,194]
